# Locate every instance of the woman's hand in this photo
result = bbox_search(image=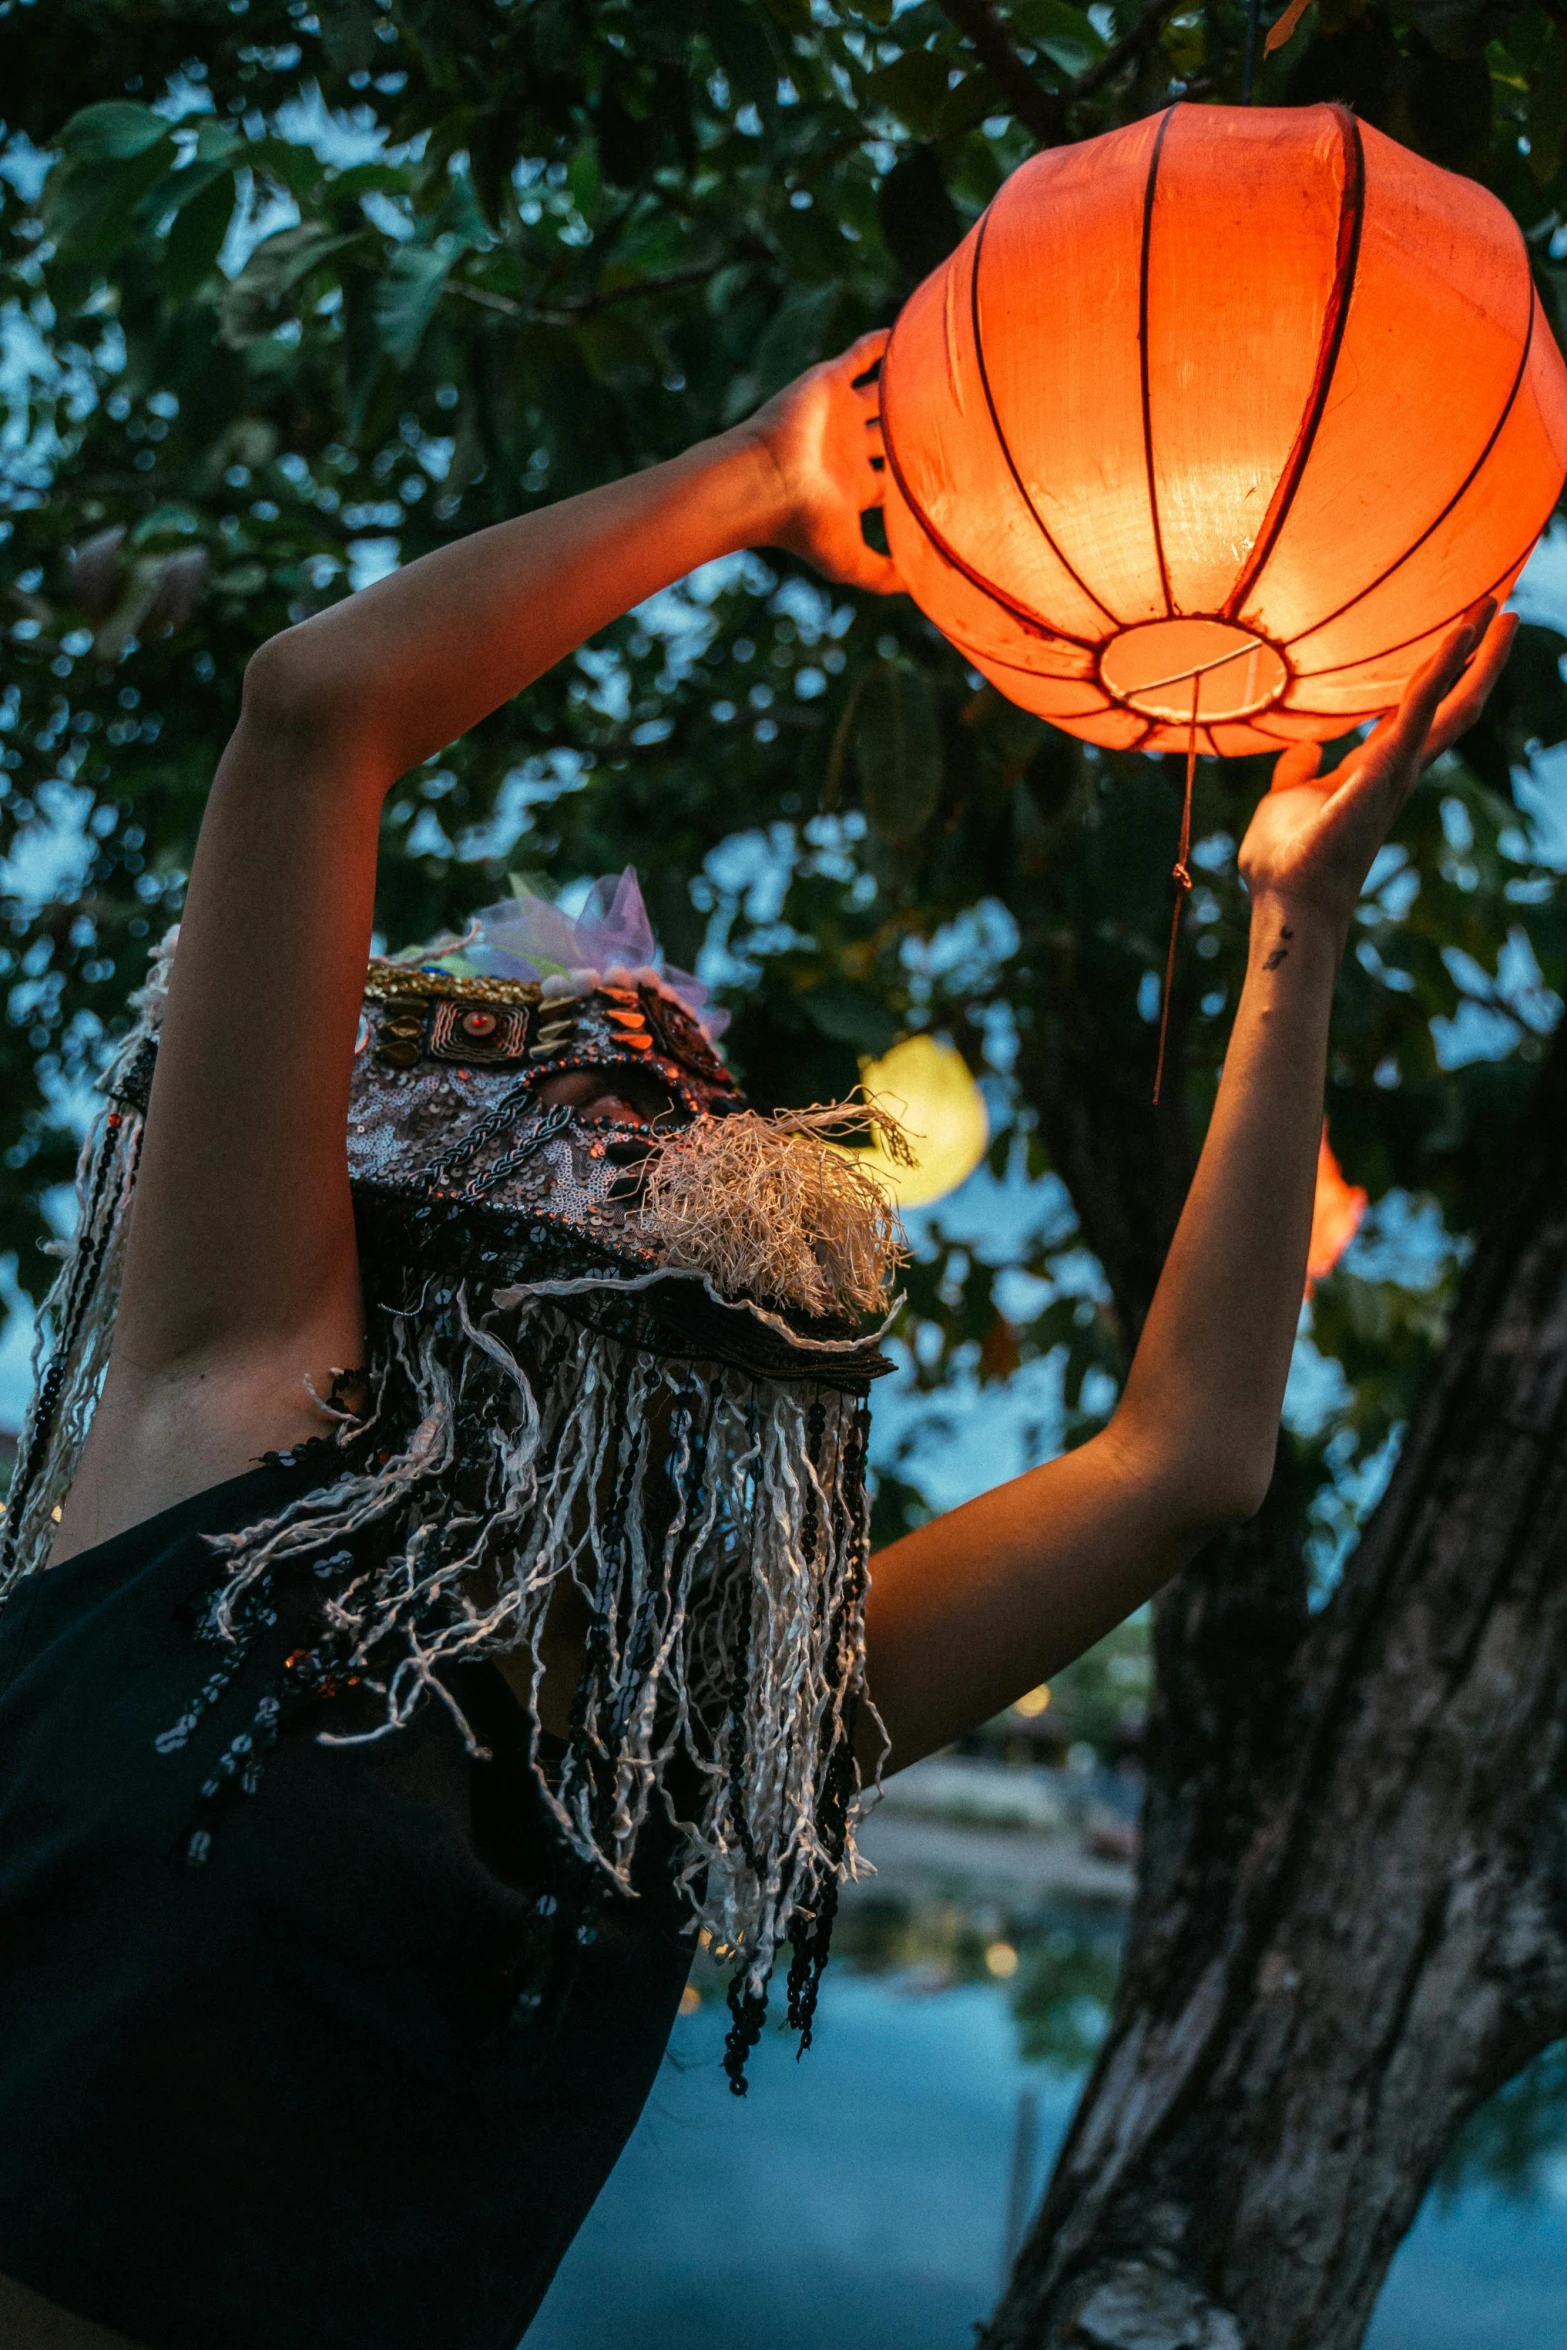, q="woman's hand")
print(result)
[739,330,903,594]
[1239,599,1517,932]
